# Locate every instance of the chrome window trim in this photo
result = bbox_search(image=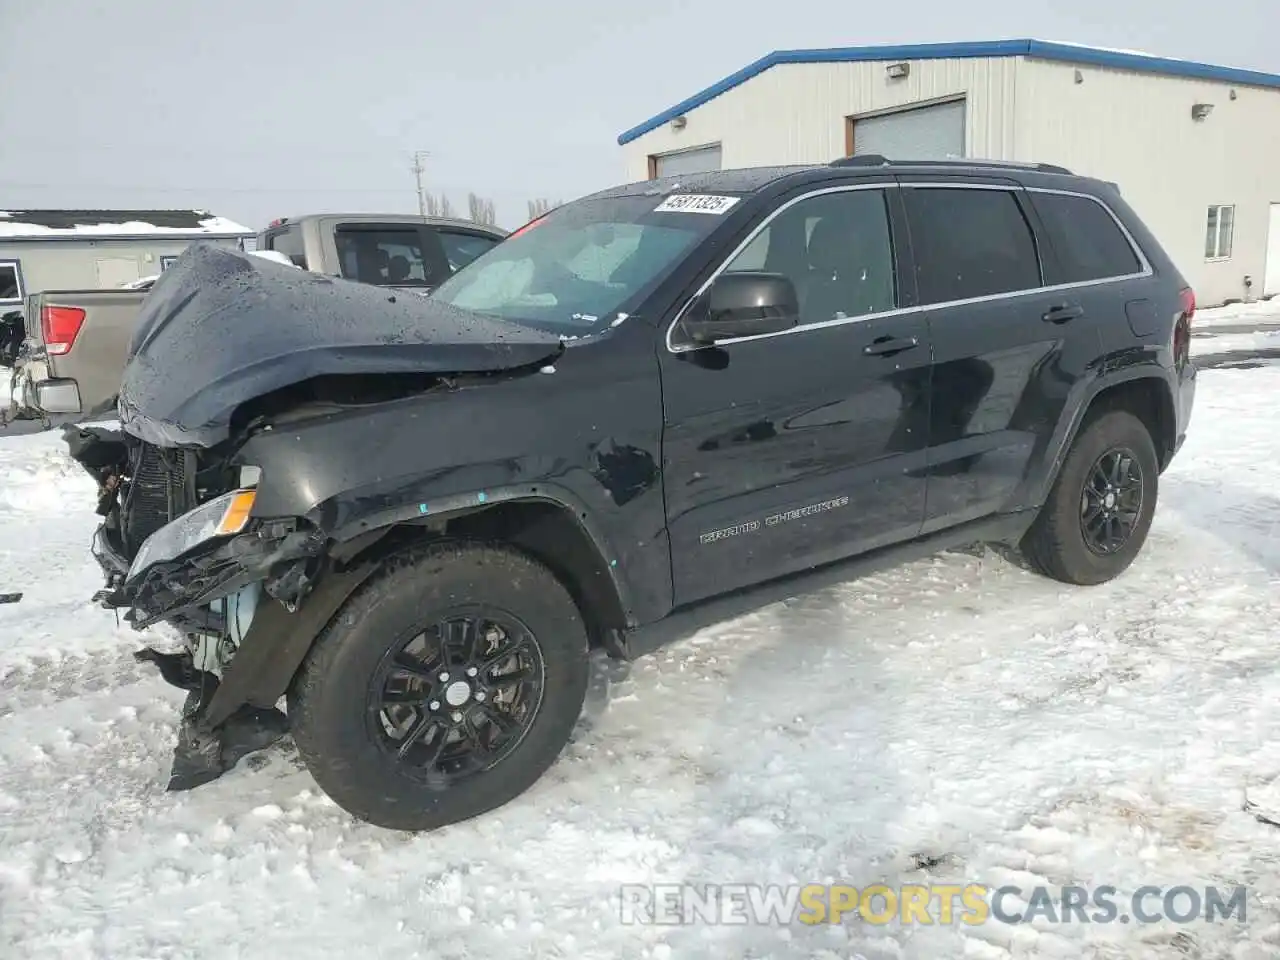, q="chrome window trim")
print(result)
[665,180,1153,355]
[664,183,893,354]
[1020,185,1154,279]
